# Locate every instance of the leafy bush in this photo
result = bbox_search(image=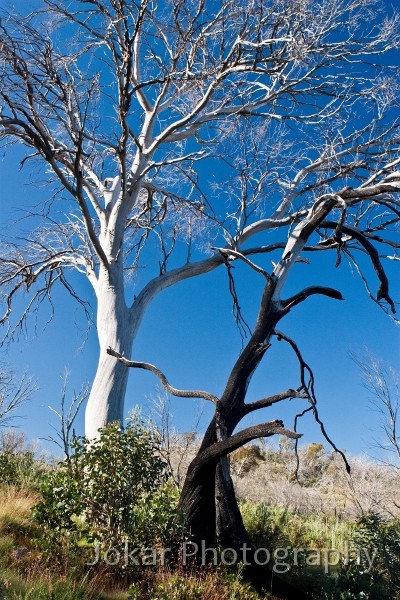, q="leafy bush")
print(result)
[33,415,183,574]
[337,513,400,599]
